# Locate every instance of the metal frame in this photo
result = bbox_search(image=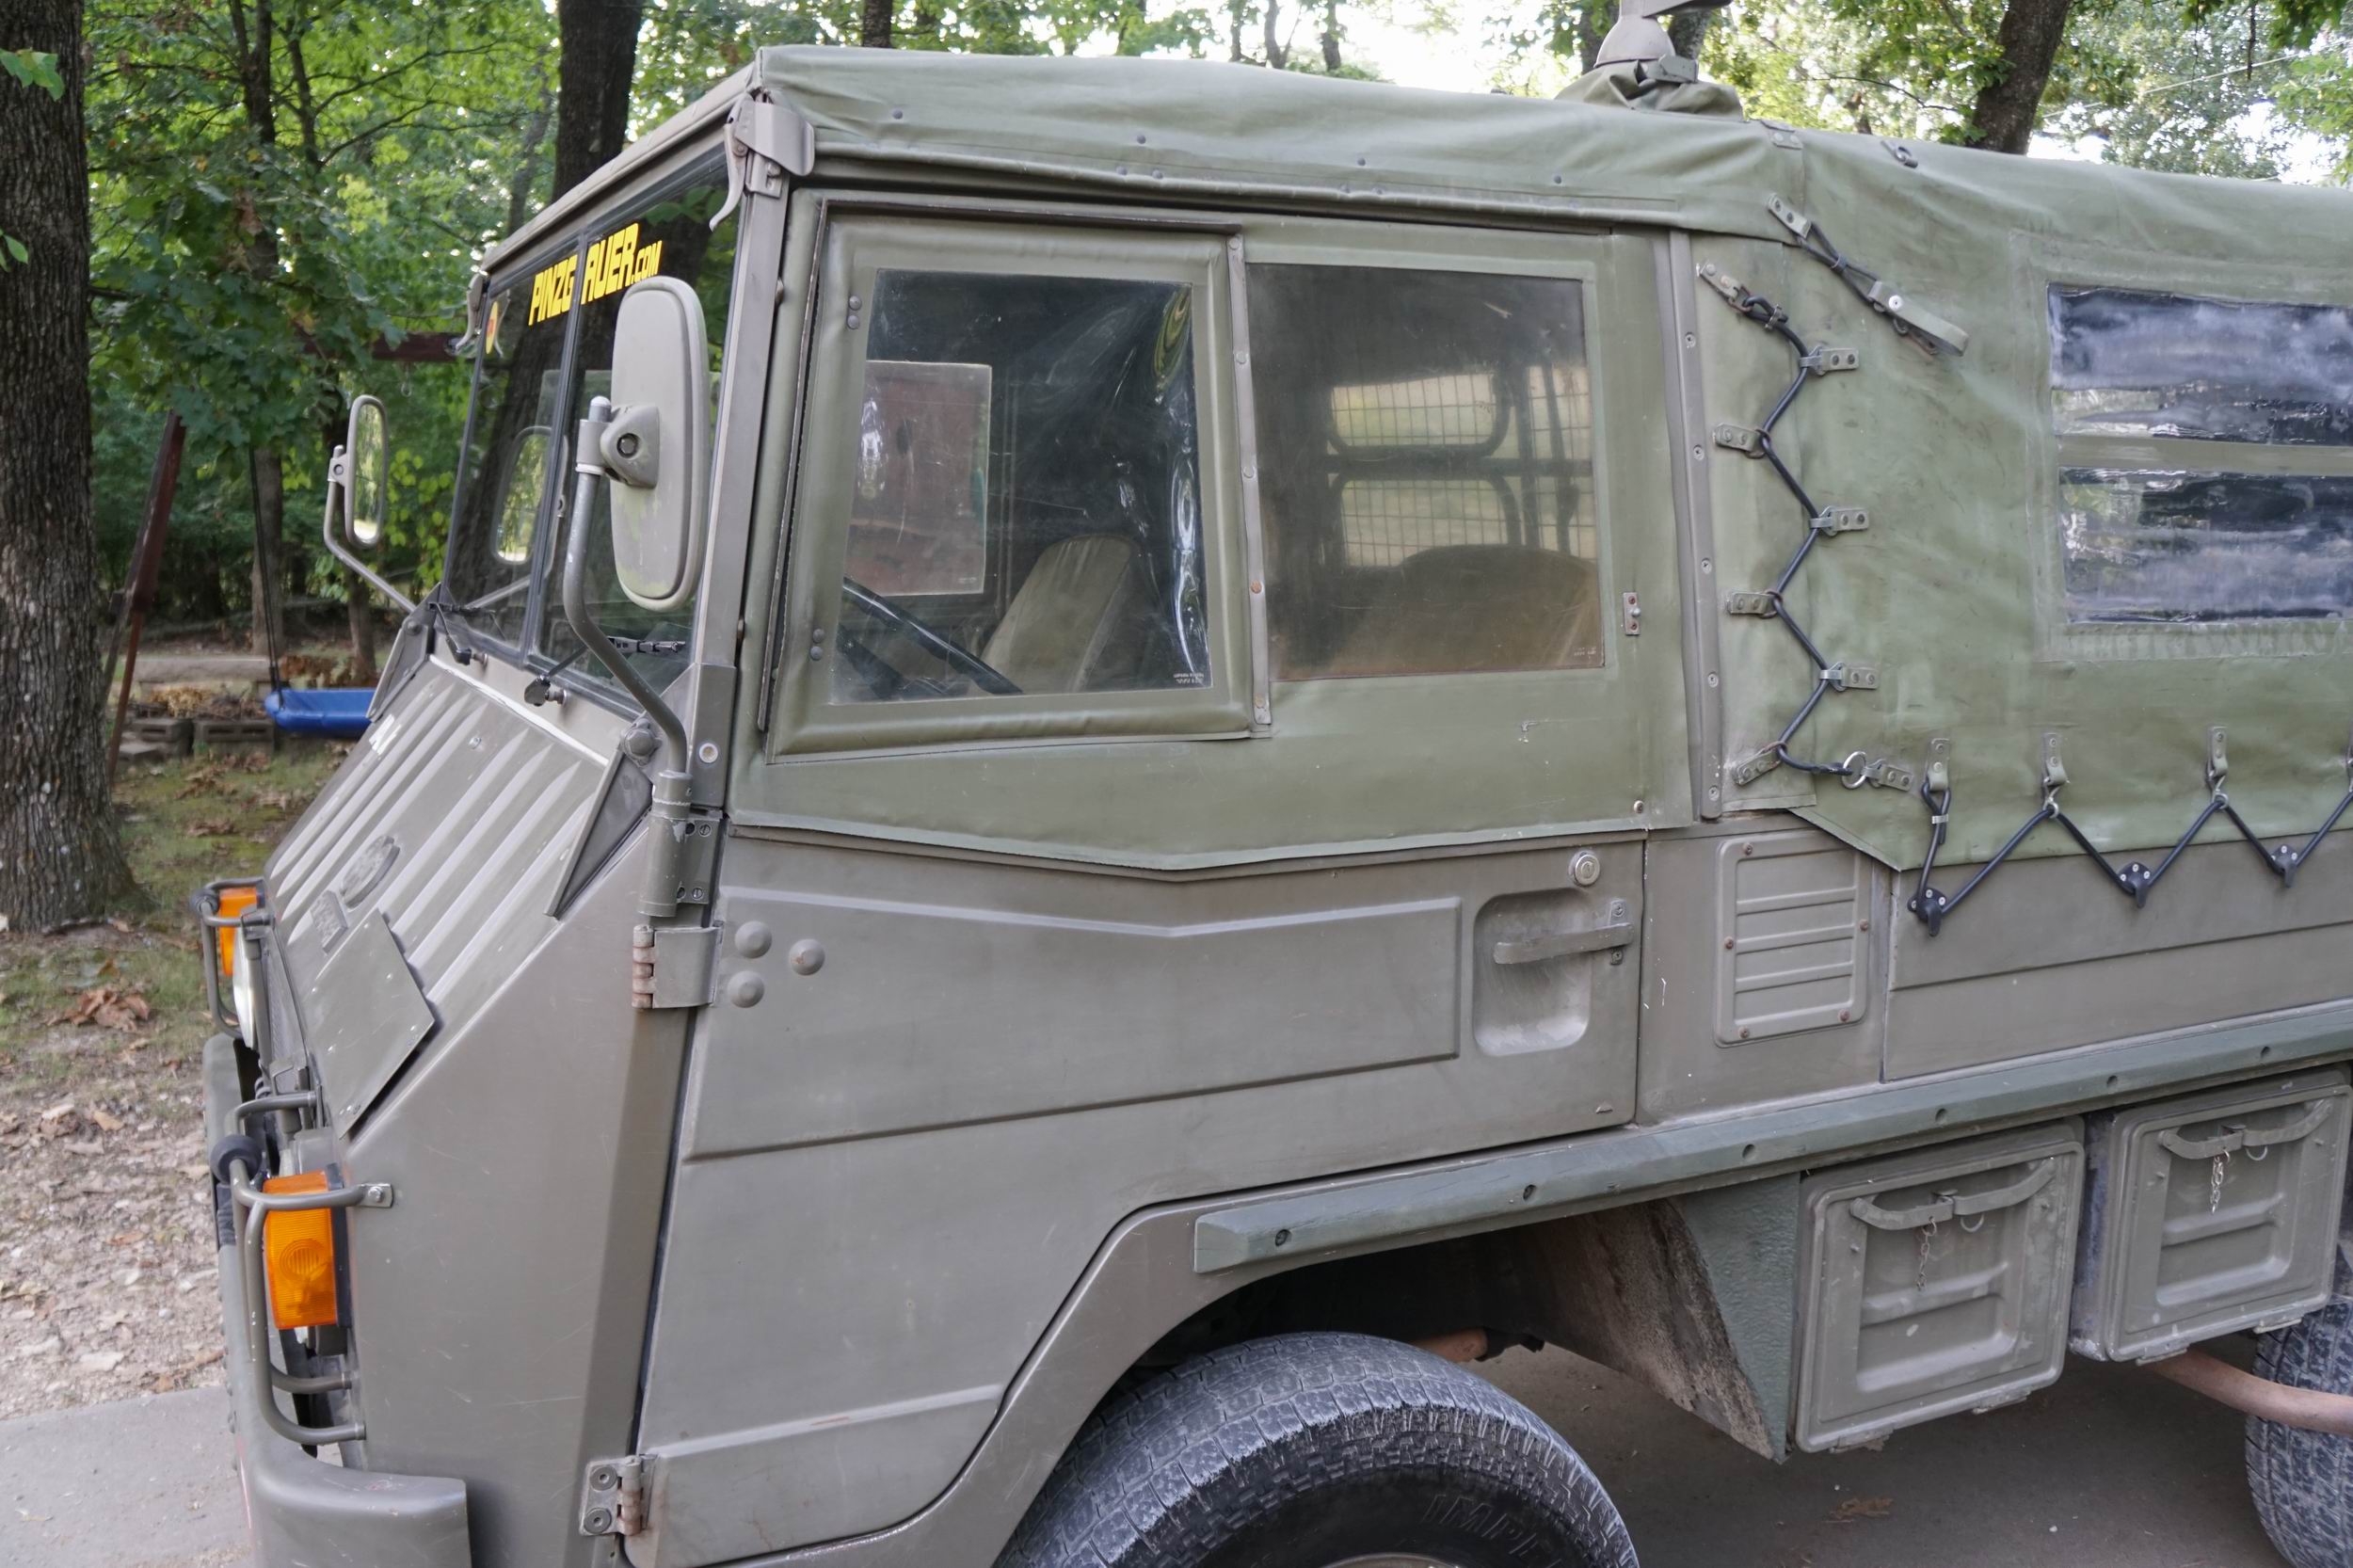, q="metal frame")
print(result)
[1658,232,1725,817]
[1225,233,1274,733]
